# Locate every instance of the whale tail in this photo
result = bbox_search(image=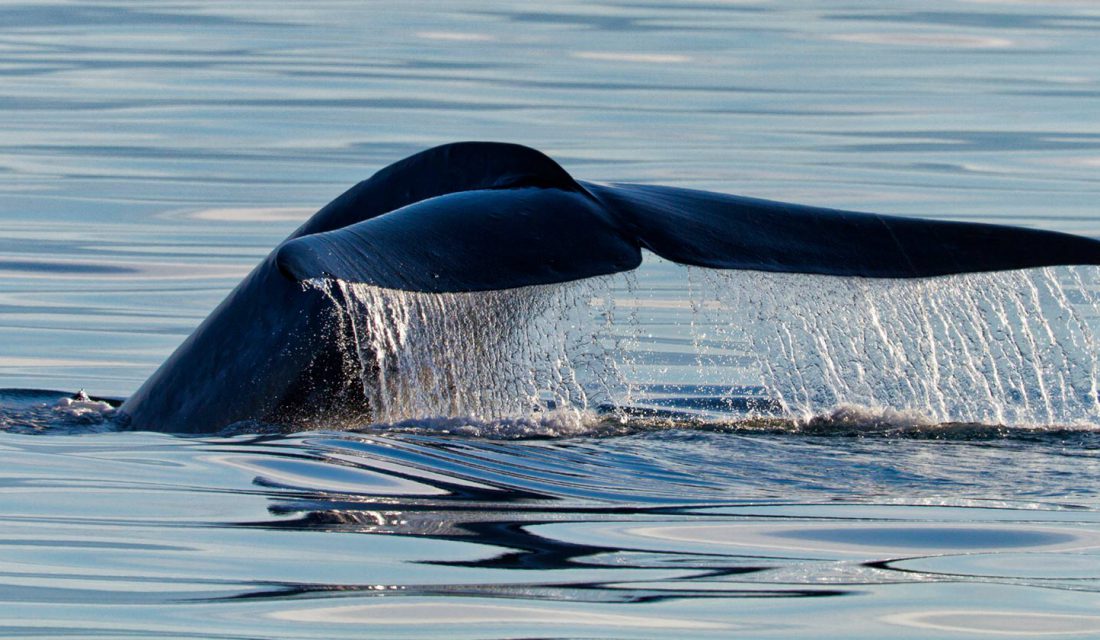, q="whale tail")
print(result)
[276,142,1100,292]
[590,181,1100,279]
